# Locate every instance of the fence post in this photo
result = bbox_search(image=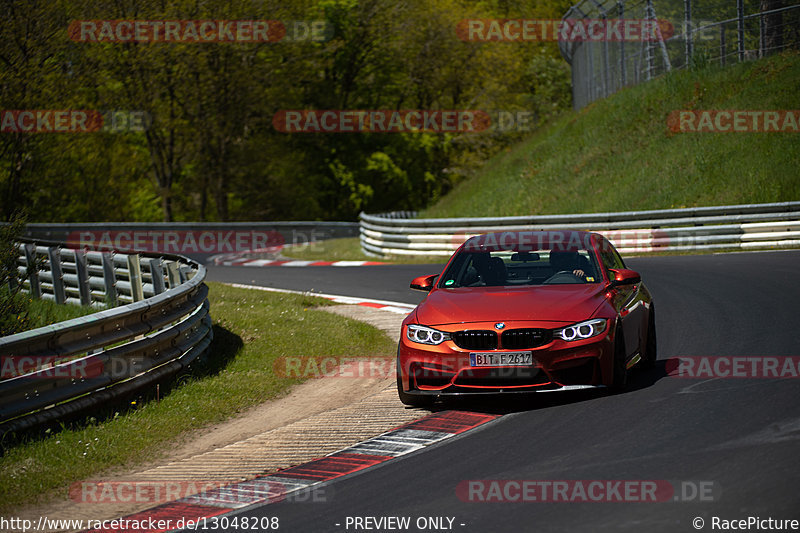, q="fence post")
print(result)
[759,13,765,57]
[649,1,672,72]
[684,0,693,66]
[101,251,117,307]
[47,247,66,305]
[618,1,626,86]
[720,24,726,66]
[23,244,41,299]
[737,0,745,61]
[74,249,92,306]
[127,254,144,302]
[595,3,609,98]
